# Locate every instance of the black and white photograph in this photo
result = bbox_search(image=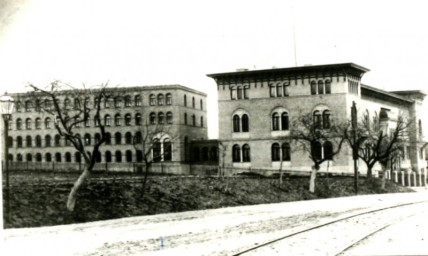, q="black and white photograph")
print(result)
[1,0,428,255]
